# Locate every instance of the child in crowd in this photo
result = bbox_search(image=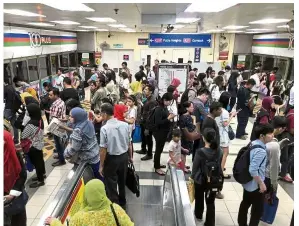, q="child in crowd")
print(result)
[168,129,189,171]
